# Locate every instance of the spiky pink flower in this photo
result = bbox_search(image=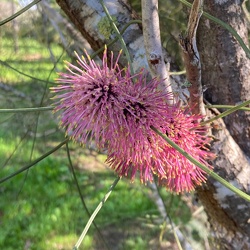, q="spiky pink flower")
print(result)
[107,102,214,192]
[102,68,214,192]
[106,72,174,183]
[51,46,214,193]
[156,108,214,193]
[51,47,131,148]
